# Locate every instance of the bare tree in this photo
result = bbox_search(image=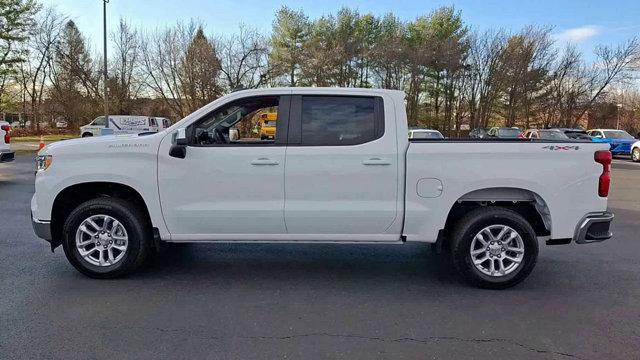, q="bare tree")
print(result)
[16,7,65,131]
[467,30,507,128]
[573,38,640,123]
[139,21,197,118]
[109,18,141,113]
[218,24,269,91]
